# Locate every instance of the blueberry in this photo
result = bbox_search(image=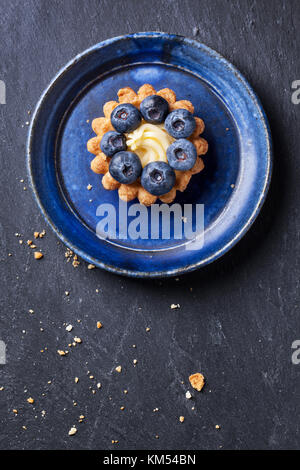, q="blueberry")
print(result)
[164,109,196,138]
[141,161,176,196]
[111,103,142,133]
[166,139,197,171]
[109,151,142,184]
[100,131,127,157]
[140,95,169,124]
